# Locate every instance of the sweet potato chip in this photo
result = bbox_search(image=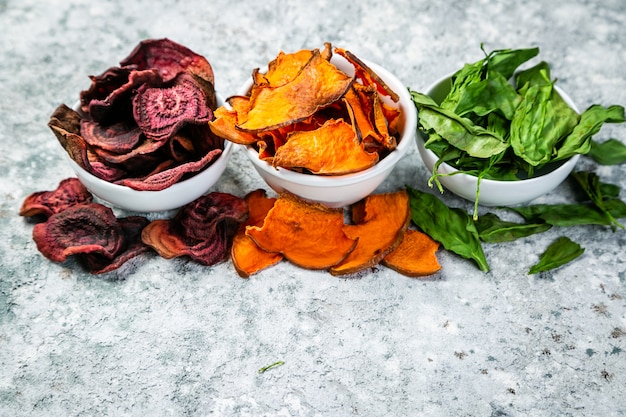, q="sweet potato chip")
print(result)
[334,47,400,102]
[236,50,354,133]
[343,85,380,144]
[272,119,379,175]
[246,193,357,270]
[330,190,410,276]
[208,106,257,145]
[382,229,441,277]
[231,189,283,277]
